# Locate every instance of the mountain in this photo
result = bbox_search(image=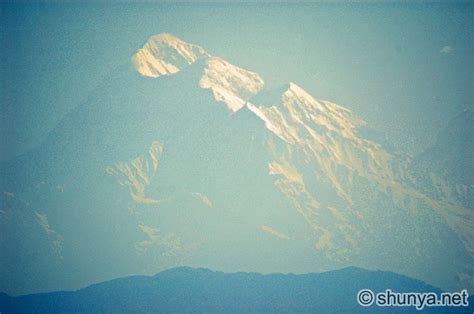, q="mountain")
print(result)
[410,109,473,208]
[1,267,472,313]
[0,33,472,296]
